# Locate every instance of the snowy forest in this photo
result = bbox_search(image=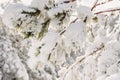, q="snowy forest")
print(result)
[0,0,120,80]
